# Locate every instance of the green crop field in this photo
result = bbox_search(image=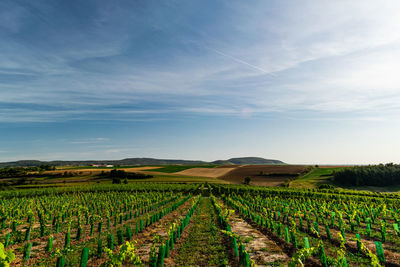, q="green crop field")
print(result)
[0,183,399,266]
[290,167,346,189]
